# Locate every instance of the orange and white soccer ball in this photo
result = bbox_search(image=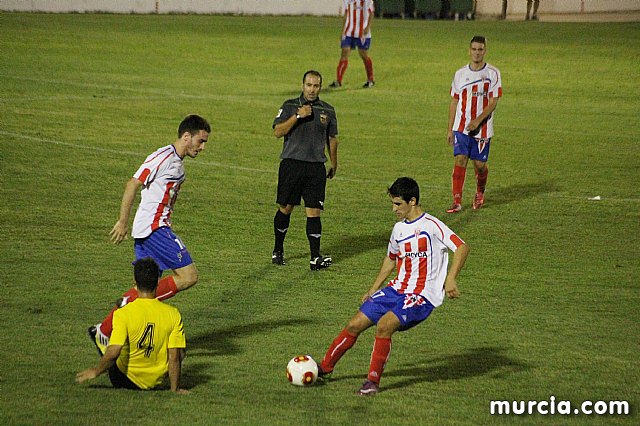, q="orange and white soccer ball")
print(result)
[286,355,318,386]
